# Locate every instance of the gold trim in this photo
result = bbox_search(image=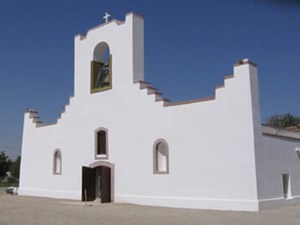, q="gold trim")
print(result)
[90,55,112,94]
